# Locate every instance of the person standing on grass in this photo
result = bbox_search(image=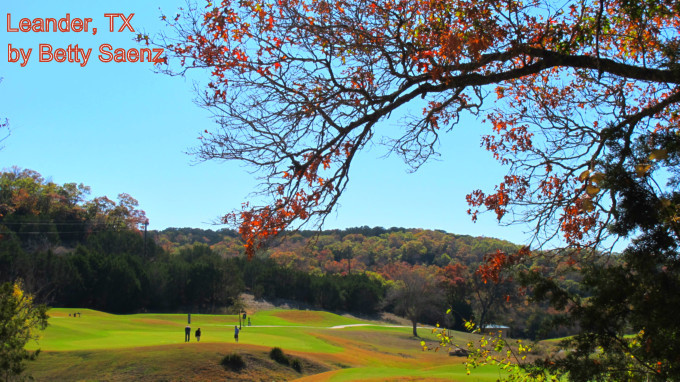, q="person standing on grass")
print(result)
[185,325,191,342]
[195,328,201,342]
[234,325,239,343]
